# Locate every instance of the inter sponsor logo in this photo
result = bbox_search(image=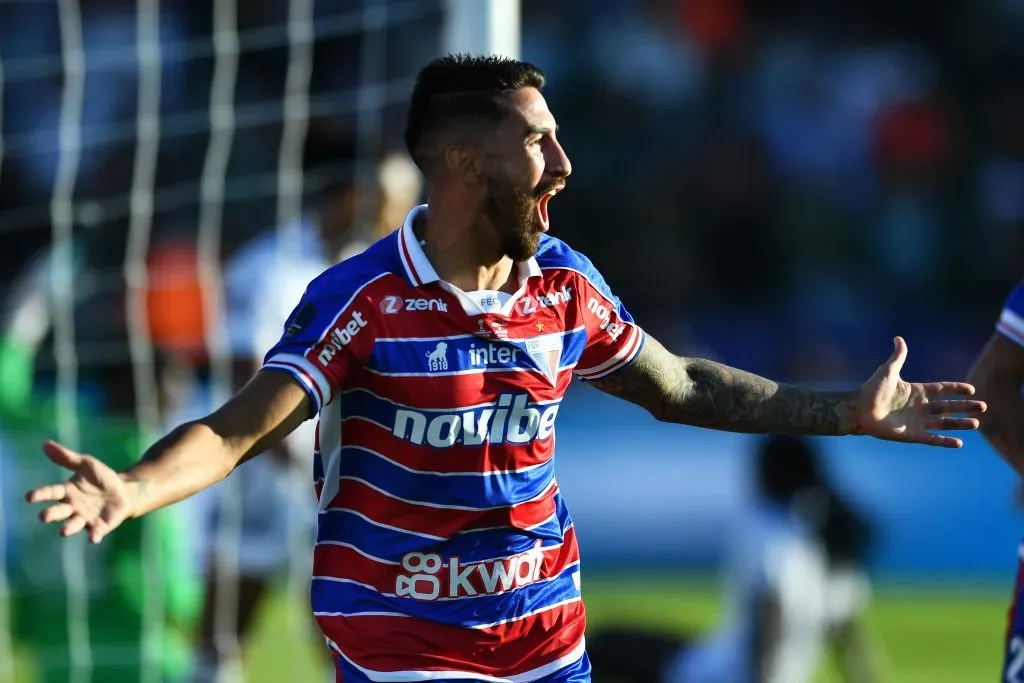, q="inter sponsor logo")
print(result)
[468,341,522,367]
